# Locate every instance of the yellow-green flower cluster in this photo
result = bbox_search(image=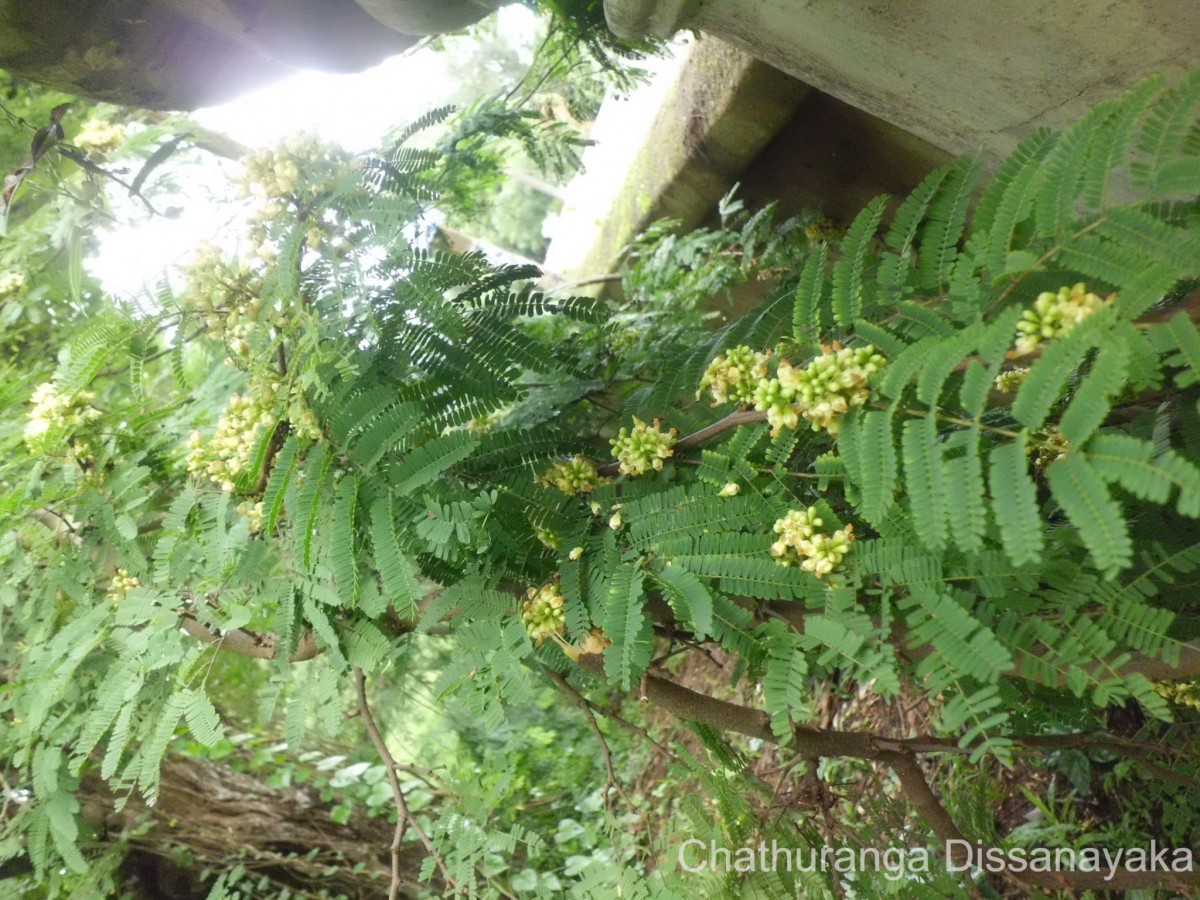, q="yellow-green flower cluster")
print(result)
[993,367,1030,394]
[698,345,770,405]
[534,524,559,550]
[272,380,324,443]
[106,568,140,603]
[1032,429,1071,472]
[186,393,277,492]
[237,499,265,534]
[186,369,321,493]
[770,507,855,578]
[804,216,844,244]
[1153,680,1200,712]
[522,583,566,644]
[753,345,885,436]
[538,456,601,494]
[74,118,126,154]
[753,361,802,432]
[1014,283,1112,356]
[0,271,25,296]
[24,382,101,455]
[611,418,677,476]
[179,242,268,351]
[236,136,354,260]
[236,135,349,212]
[235,133,321,200]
